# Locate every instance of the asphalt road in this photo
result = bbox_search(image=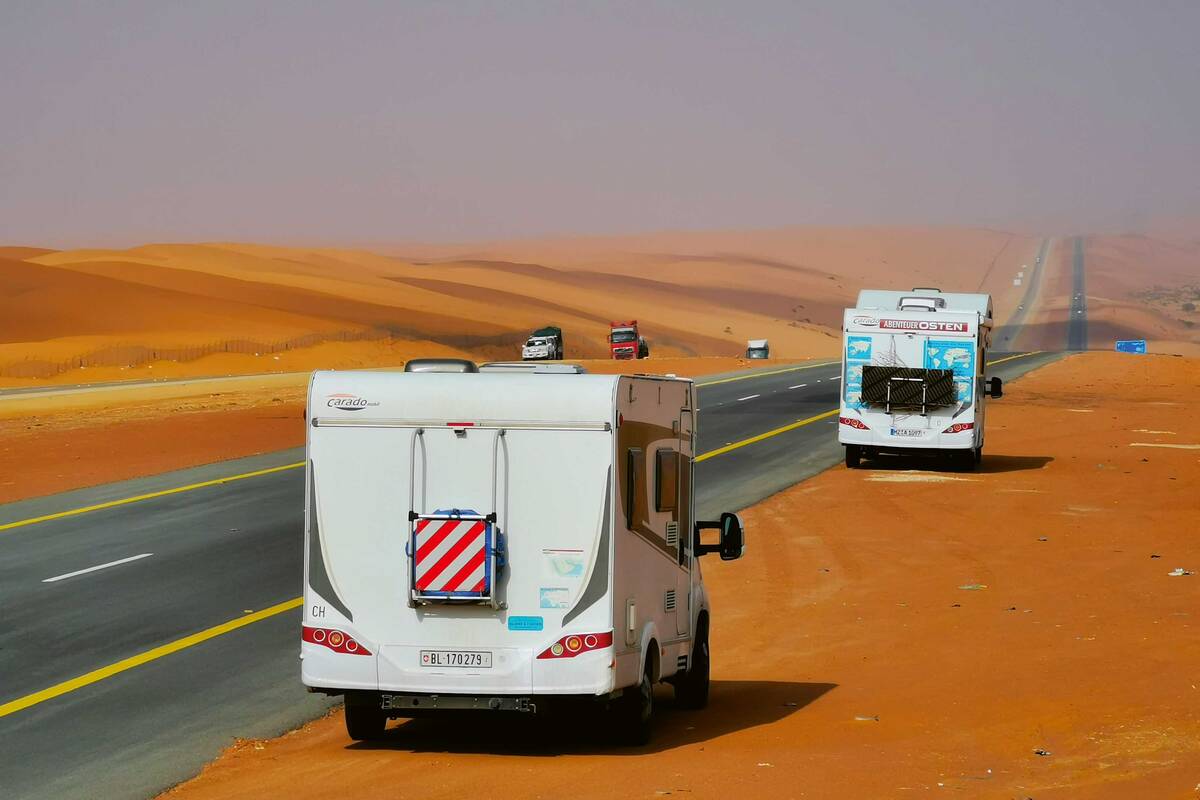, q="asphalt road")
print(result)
[993,238,1051,351]
[0,352,1057,799]
[1068,236,1089,350]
